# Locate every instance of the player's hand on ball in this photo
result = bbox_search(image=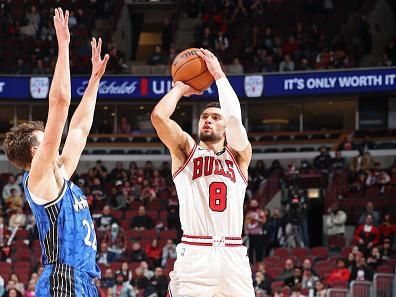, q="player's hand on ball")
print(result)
[173,81,203,97]
[53,7,70,46]
[197,49,225,80]
[90,37,110,81]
